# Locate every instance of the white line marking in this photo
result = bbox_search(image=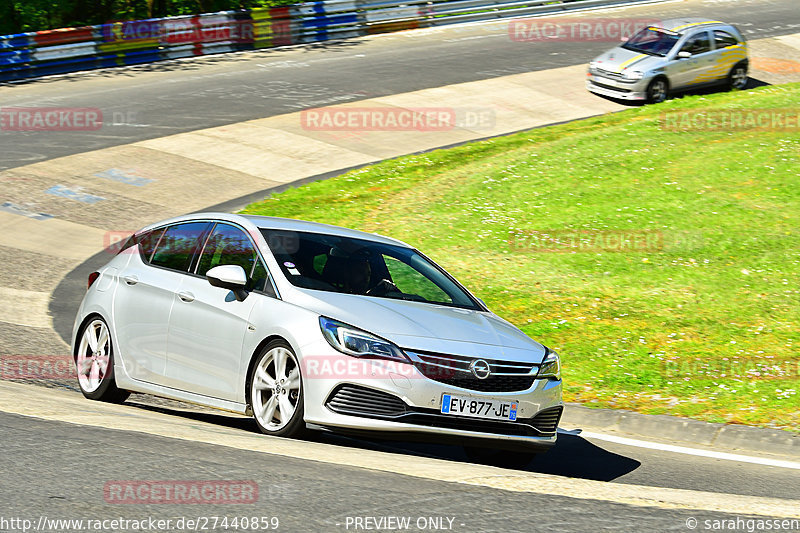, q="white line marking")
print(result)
[575,430,800,470]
